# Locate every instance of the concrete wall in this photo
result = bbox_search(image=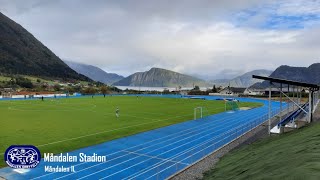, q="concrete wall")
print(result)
[11,95,28,99]
[33,94,66,98]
